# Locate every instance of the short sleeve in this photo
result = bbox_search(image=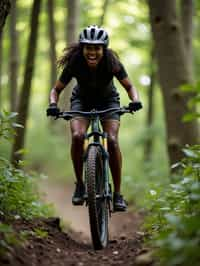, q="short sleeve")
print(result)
[58,66,73,86]
[114,62,128,81]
